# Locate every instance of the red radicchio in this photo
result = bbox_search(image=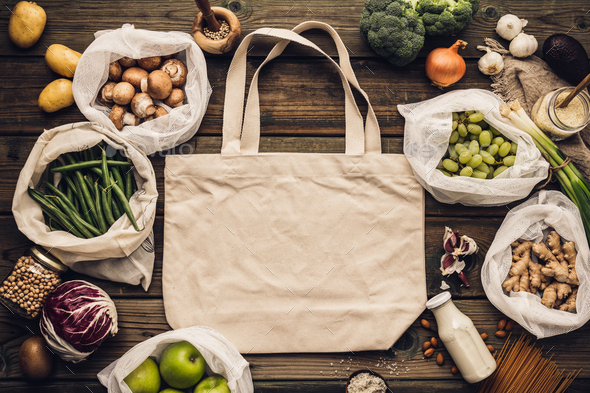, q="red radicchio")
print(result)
[40,280,118,363]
